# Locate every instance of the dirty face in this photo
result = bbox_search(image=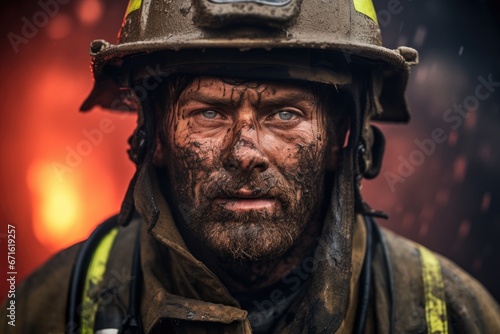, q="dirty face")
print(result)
[156,77,340,262]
